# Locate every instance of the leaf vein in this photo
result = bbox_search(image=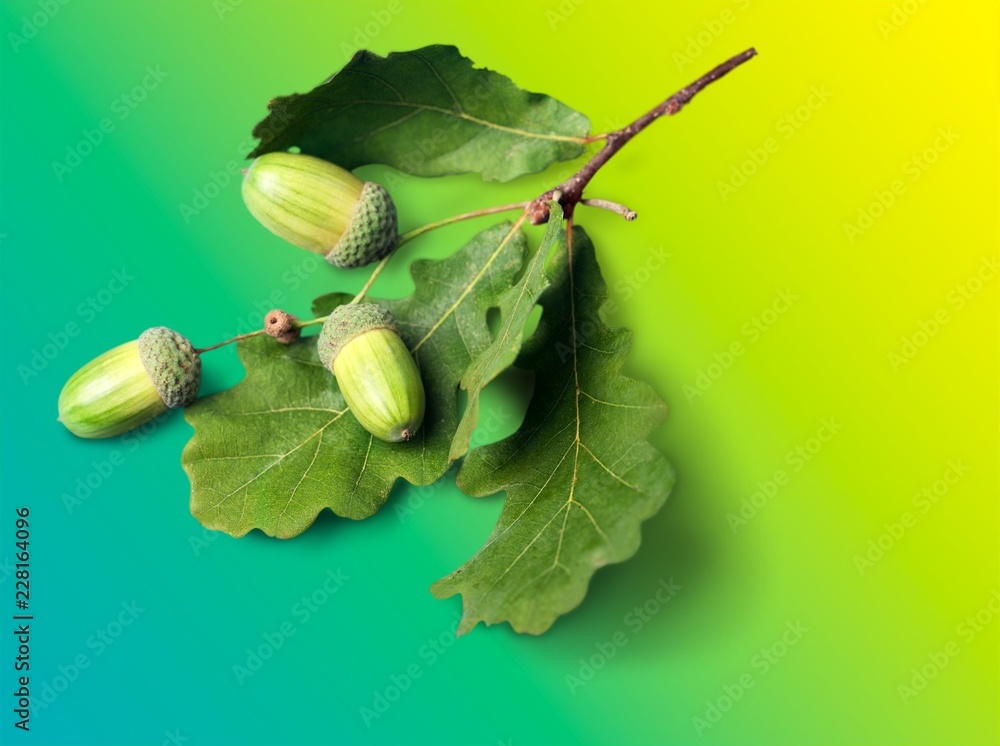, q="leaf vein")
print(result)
[580,441,640,491]
[411,51,463,111]
[277,433,324,531]
[316,100,585,143]
[413,216,526,352]
[351,108,424,143]
[481,440,575,553]
[344,69,405,101]
[353,434,374,493]
[578,389,655,410]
